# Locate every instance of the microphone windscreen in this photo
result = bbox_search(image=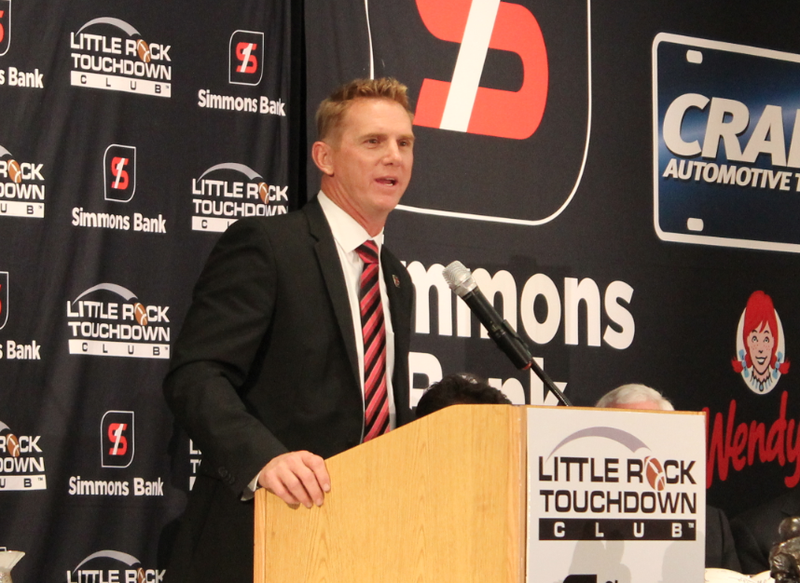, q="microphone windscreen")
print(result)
[442,261,476,297]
